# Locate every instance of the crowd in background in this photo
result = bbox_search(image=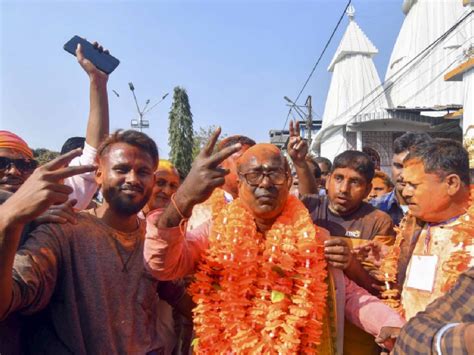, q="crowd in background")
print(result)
[0,41,472,355]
